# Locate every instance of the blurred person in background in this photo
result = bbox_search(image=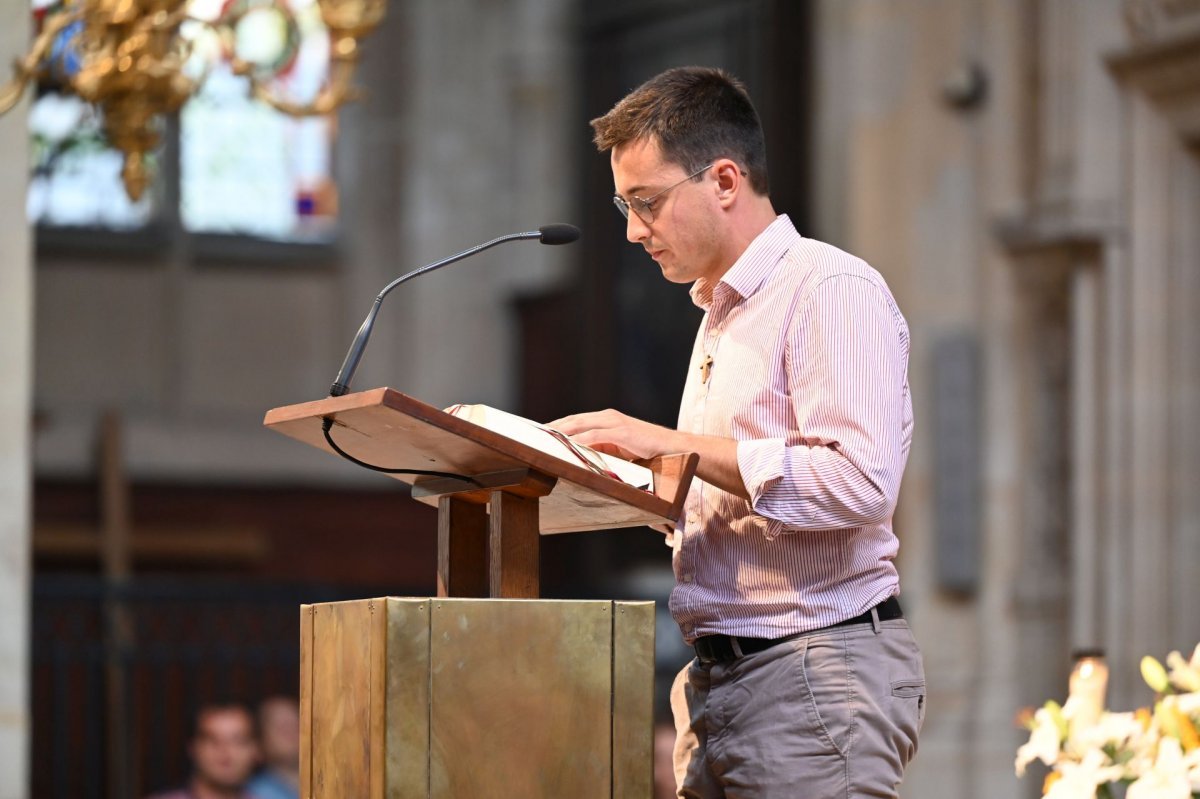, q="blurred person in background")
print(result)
[246,695,300,799]
[145,701,260,799]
